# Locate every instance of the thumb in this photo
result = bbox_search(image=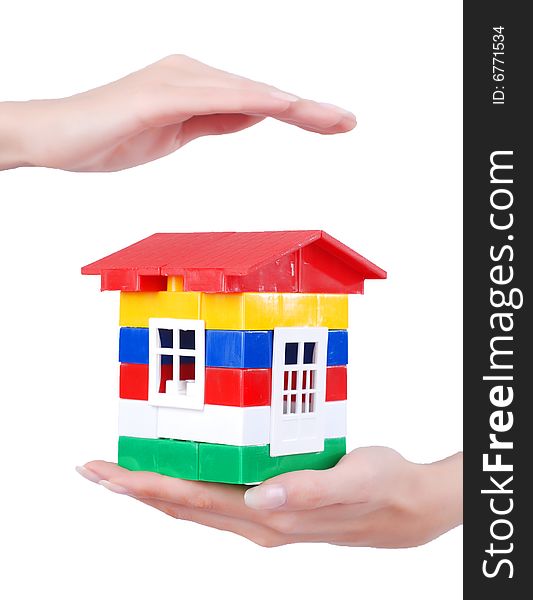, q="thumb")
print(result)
[179,113,265,145]
[243,451,371,511]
